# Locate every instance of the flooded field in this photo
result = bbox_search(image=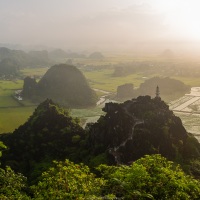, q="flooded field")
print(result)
[169,87,200,142]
